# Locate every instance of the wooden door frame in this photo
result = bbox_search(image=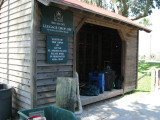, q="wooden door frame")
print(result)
[73,18,87,77]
